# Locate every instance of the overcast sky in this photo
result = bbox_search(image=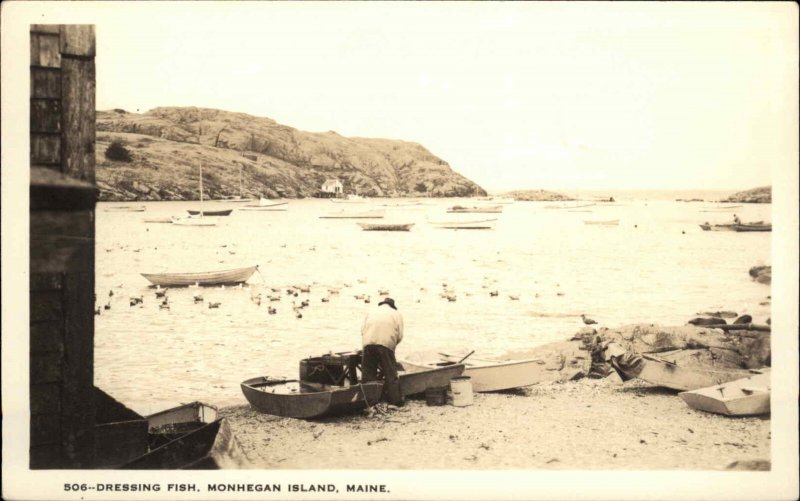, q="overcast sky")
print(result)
[12,2,800,191]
